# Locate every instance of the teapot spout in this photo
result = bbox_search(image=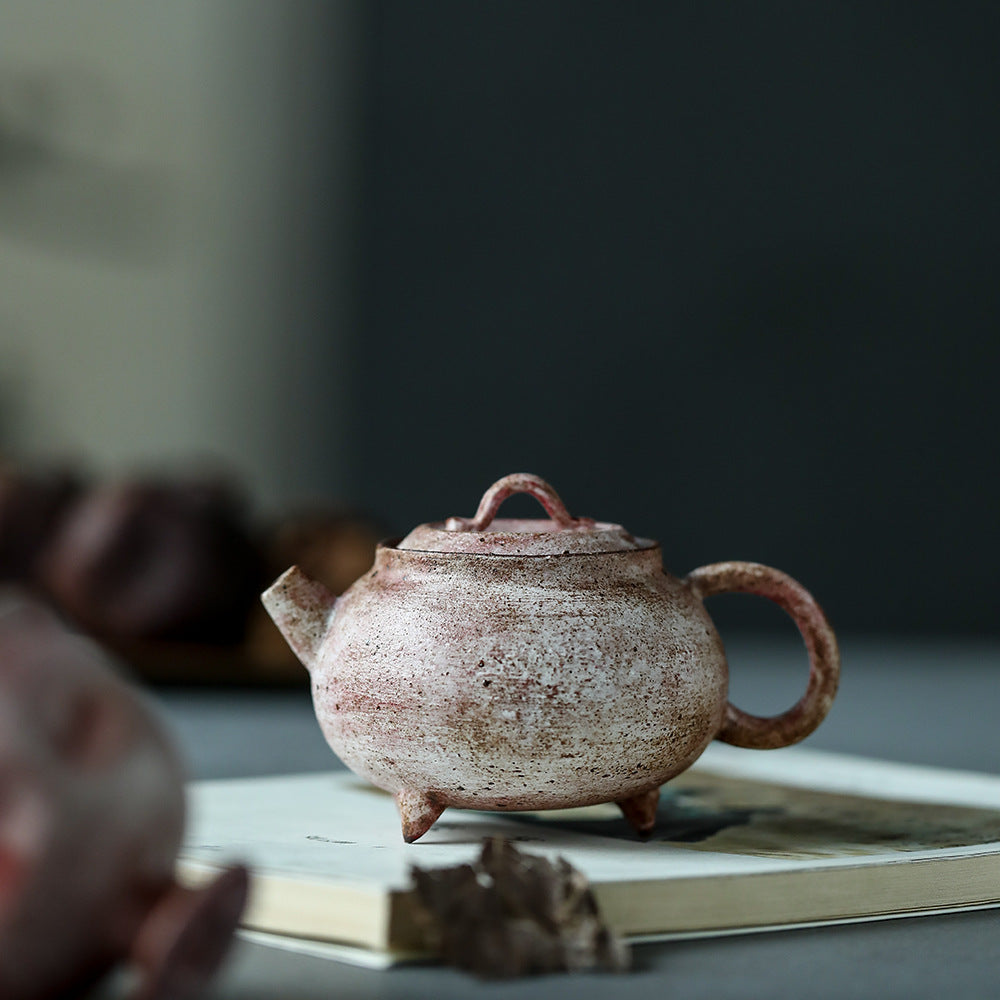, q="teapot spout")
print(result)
[261,566,337,673]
